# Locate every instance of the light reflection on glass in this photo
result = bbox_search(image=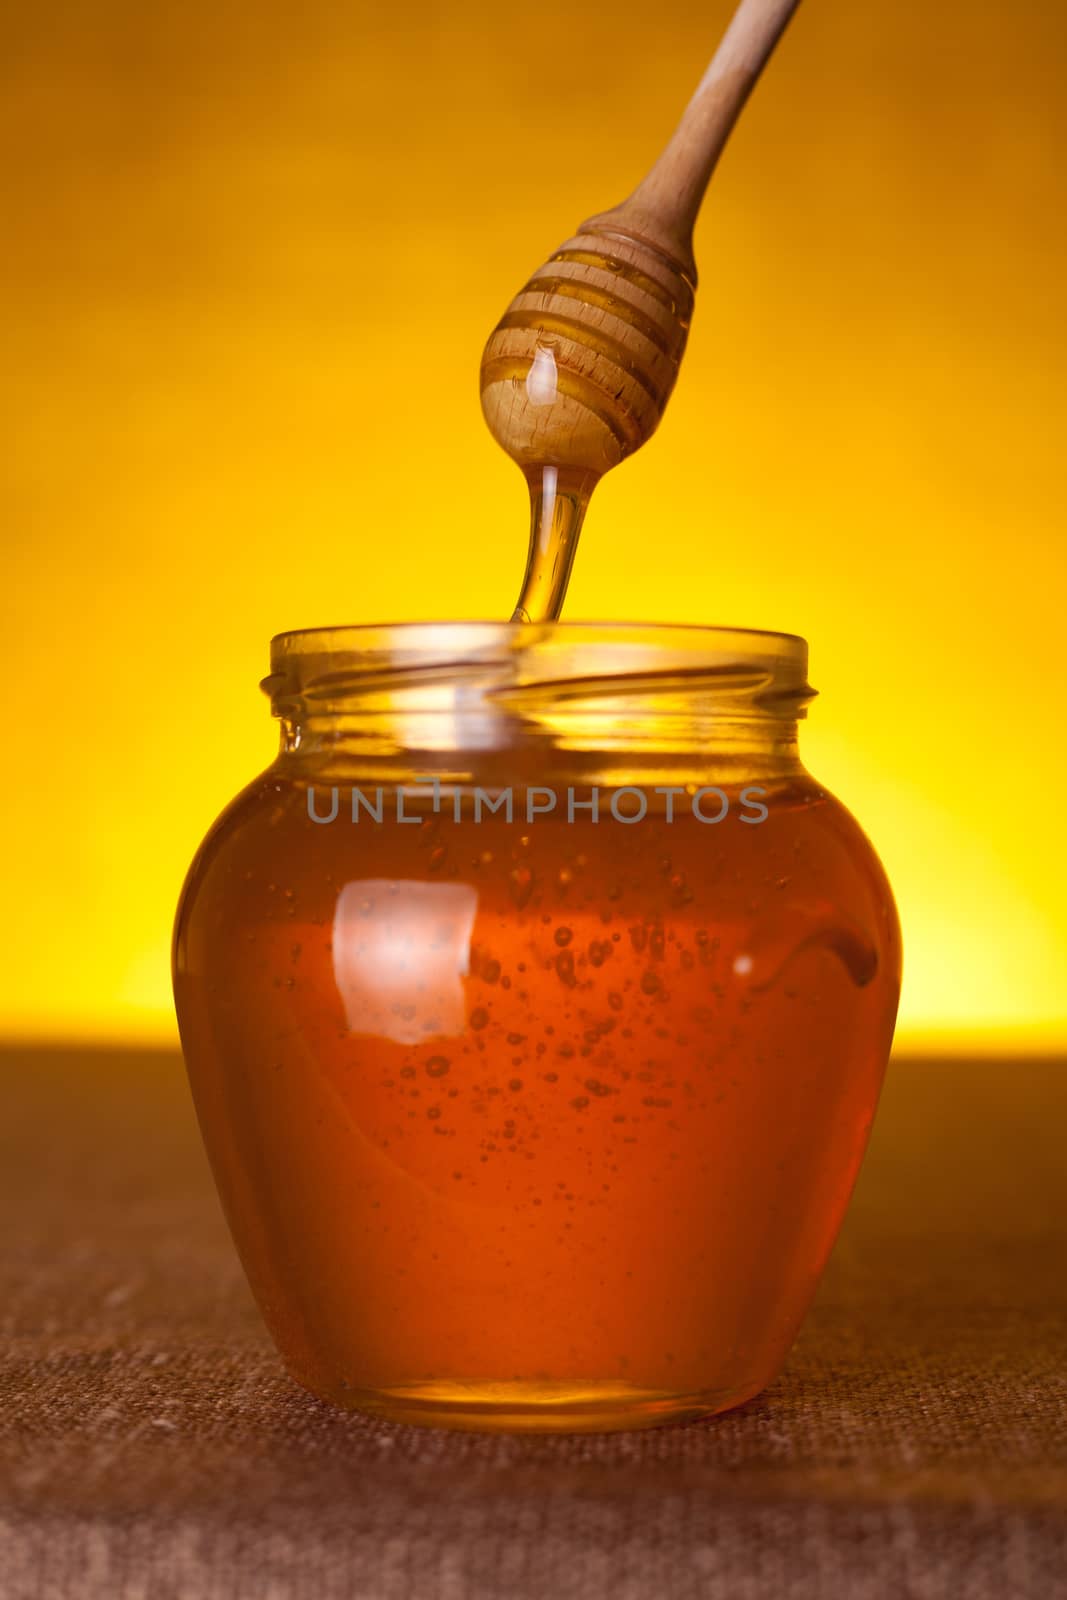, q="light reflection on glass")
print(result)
[332,879,478,1044]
